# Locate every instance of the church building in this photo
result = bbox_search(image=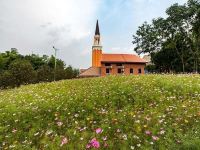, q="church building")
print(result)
[80,20,147,77]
